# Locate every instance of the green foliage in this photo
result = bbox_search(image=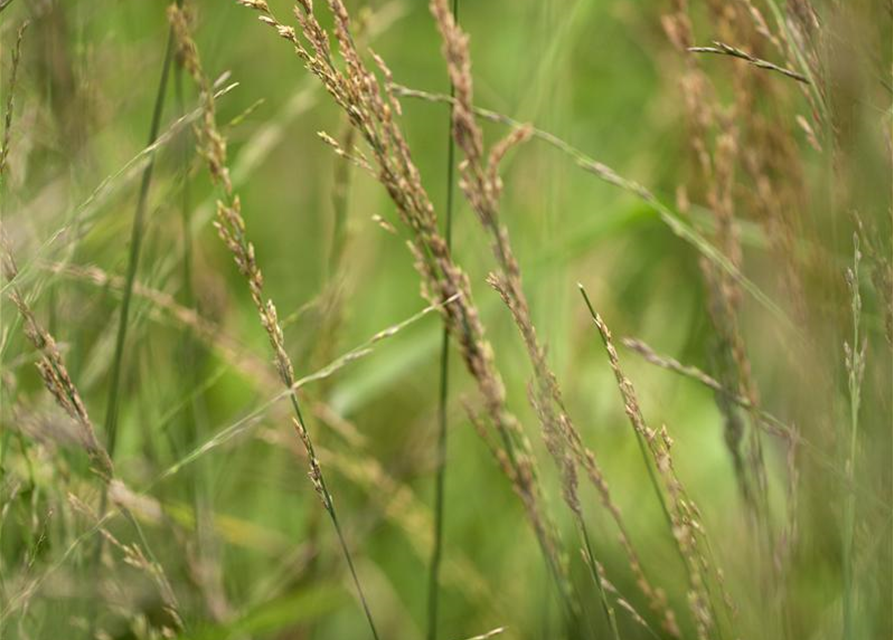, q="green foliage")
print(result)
[0,1,890,639]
